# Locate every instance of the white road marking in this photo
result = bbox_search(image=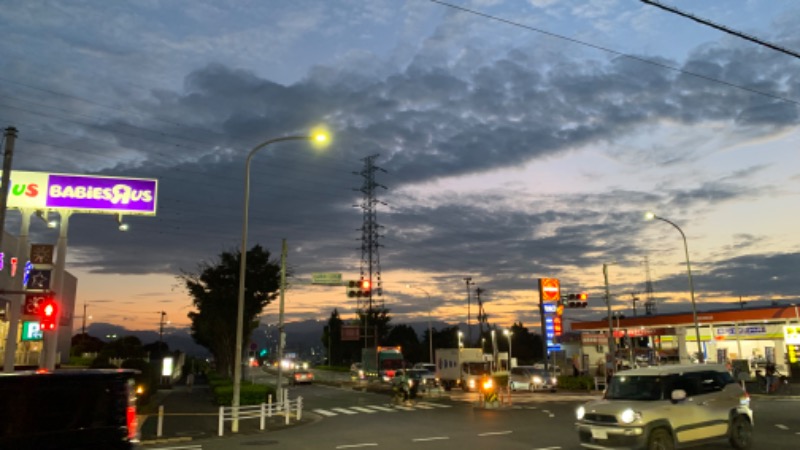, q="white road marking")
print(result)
[335,444,378,449]
[412,436,450,442]
[350,406,378,414]
[394,405,415,411]
[366,405,397,412]
[332,408,358,415]
[414,404,435,409]
[416,402,451,408]
[533,447,562,450]
[478,431,512,436]
[151,446,202,450]
[313,409,338,417]
[542,409,555,417]
[775,424,790,430]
